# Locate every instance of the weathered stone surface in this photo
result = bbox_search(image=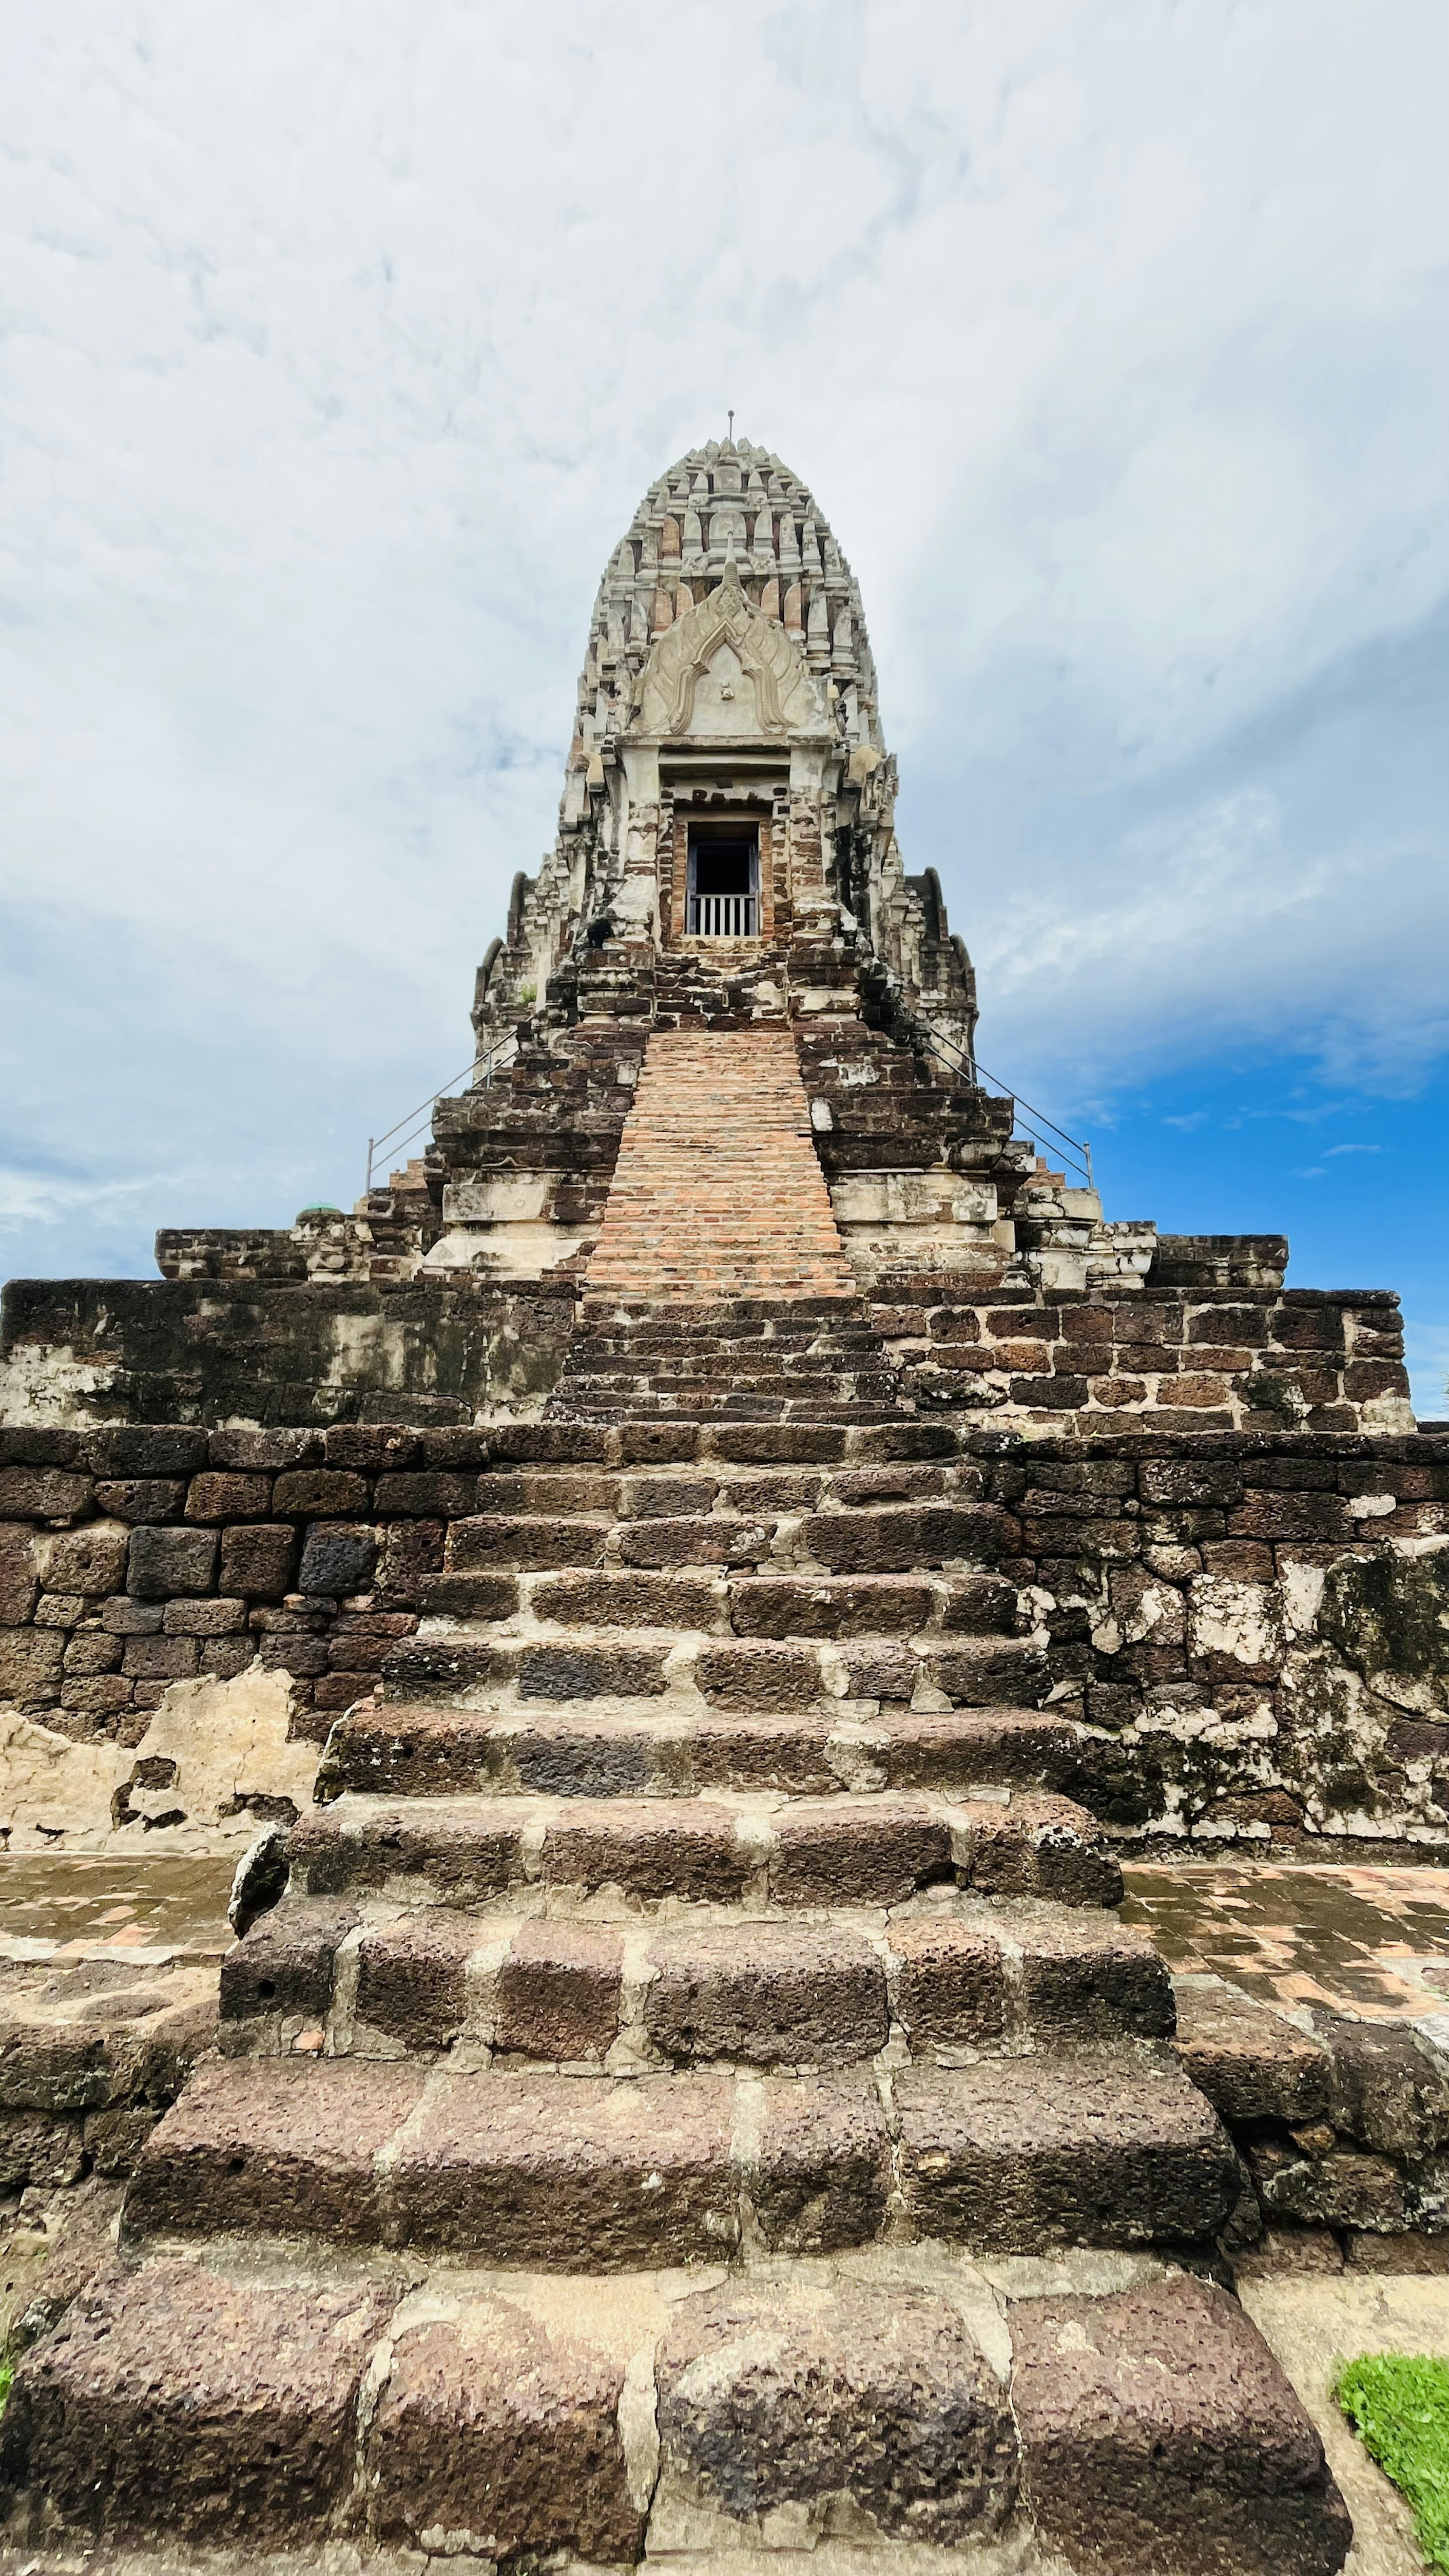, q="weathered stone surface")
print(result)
[771,1796,953,1905]
[729,1575,936,1638]
[219,1521,296,1598]
[1321,2015,1449,2157]
[748,2072,891,2251]
[798,1504,1001,1573]
[126,1524,218,1600]
[1013,1909,1174,2041]
[517,1641,666,1698]
[219,1900,356,2027]
[8,2259,391,2541]
[1011,2274,1352,2574]
[1172,1978,1332,2122]
[657,2276,1017,2541]
[298,1519,377,1596]
[695,1641,822,1708]
[496,1921,625,2061]
[543,1799,750,1902]
[392,2071,739,2264]
[288,1798,527,1902]
[126,2055,423,2240]
[0,1624,66,1704]
[896,2053,1238,2249]
[645,1921,888,2066]
[370,2300,643,2561]
[888,1916,1006,2050]
[41,1523,129,1597]
[956,1792,1123,1907]
[355,1908,481,2048]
